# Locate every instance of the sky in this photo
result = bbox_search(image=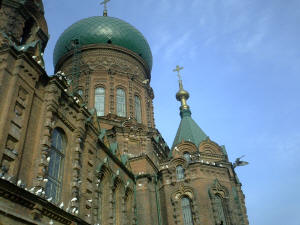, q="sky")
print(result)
[43,1,300,224]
